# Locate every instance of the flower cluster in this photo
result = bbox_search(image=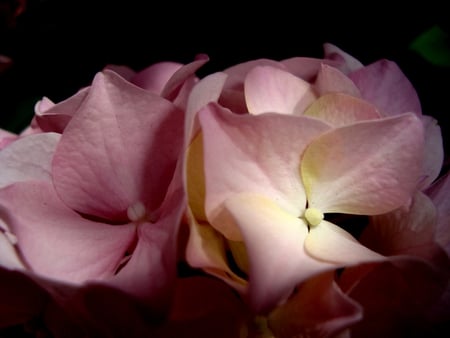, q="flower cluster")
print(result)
[0,44,448,338]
